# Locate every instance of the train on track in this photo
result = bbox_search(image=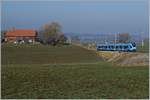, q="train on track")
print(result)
[96,43,136,52]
